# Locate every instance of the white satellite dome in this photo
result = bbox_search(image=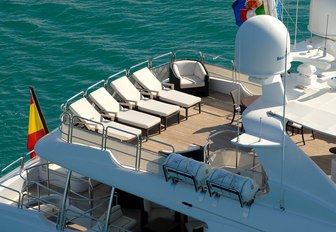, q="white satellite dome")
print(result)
[234,15,291,78]
[309,0,336,40]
